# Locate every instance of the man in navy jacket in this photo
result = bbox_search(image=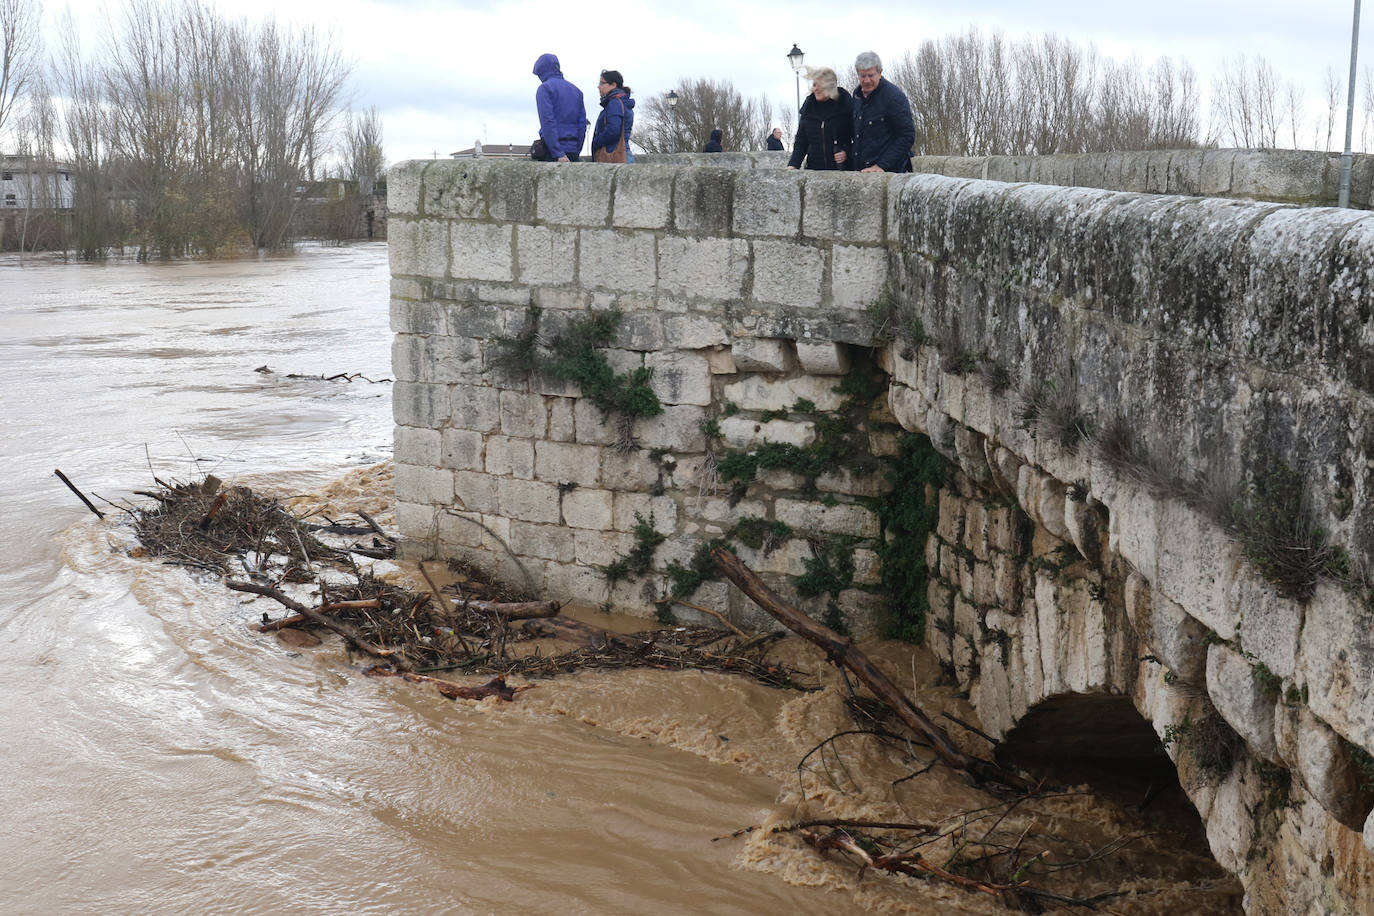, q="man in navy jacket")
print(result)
[851,50,915,173]
[533,53,587,162]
